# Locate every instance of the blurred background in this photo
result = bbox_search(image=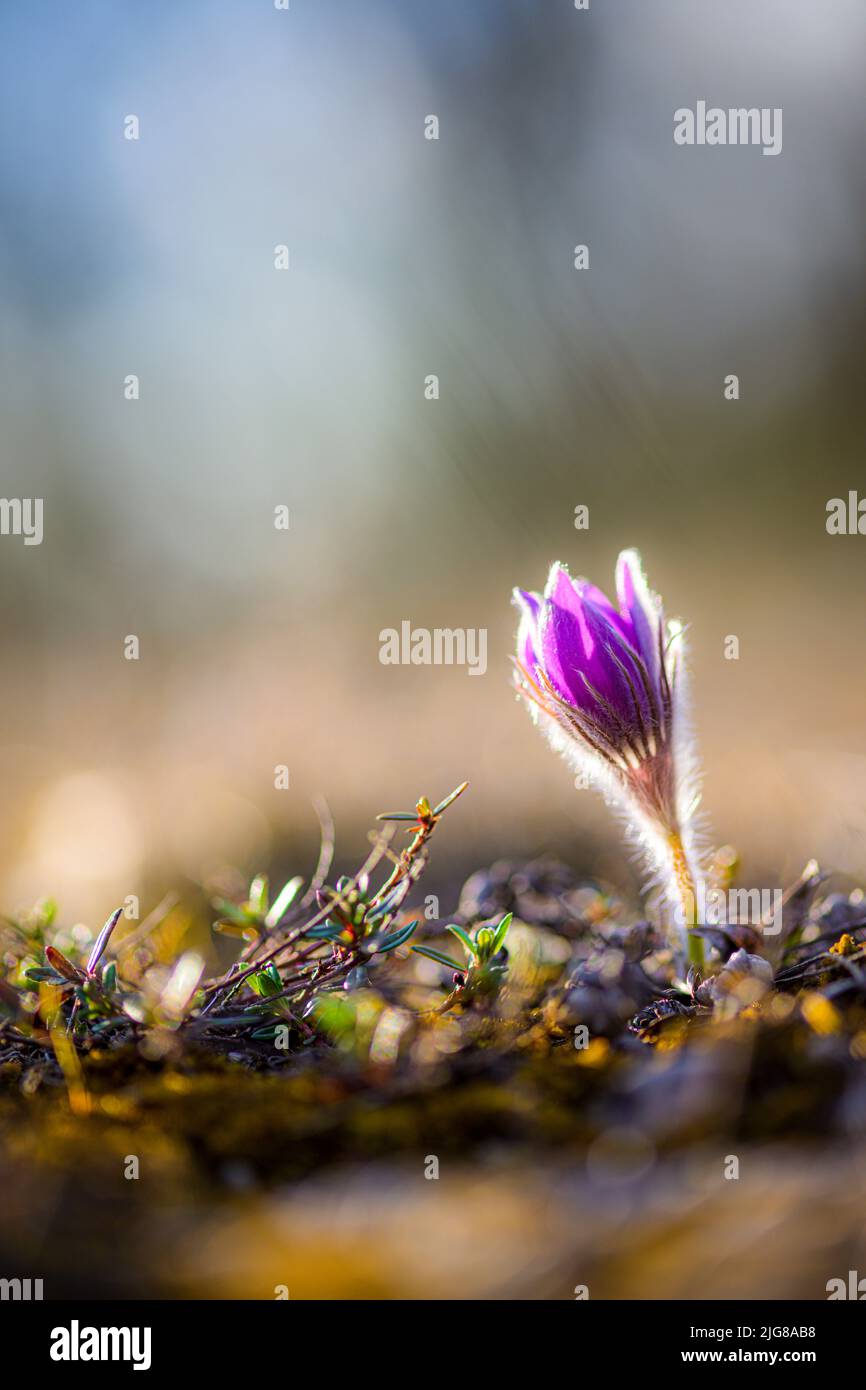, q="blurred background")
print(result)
[1,0,865,928]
